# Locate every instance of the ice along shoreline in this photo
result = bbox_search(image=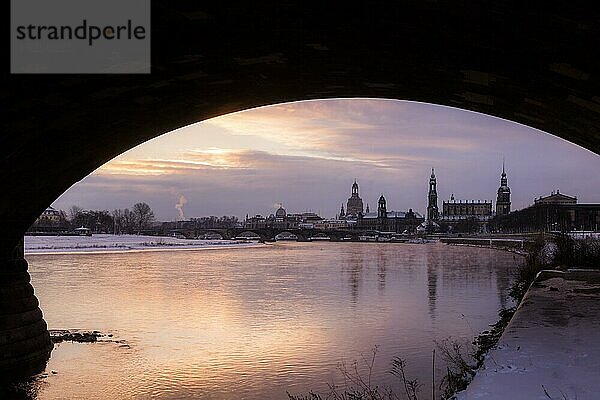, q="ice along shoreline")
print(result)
[24,234,263,255]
